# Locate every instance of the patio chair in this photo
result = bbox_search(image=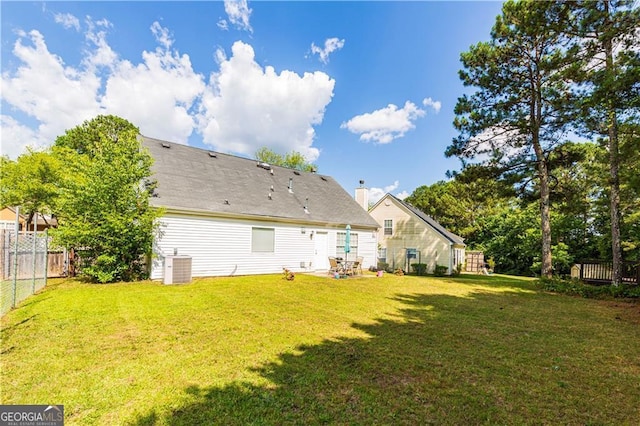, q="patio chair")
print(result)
[328,257,340,275]
[352,256,364,275]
